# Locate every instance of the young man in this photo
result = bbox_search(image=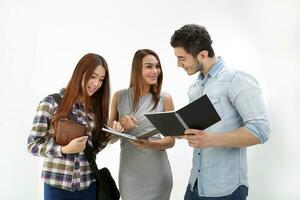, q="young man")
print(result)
[170,24,270,200]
